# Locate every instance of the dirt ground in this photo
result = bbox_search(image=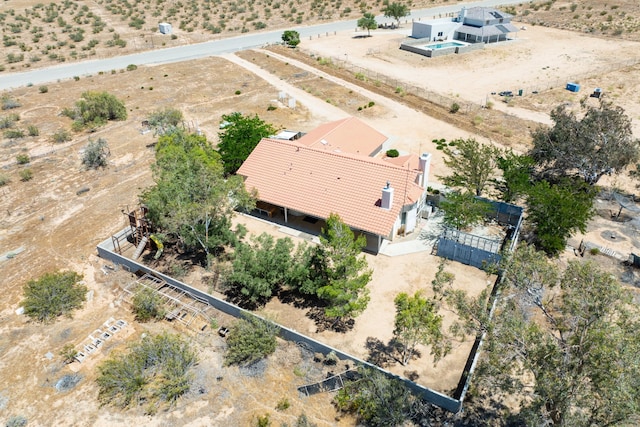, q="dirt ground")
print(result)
[3,3,640,426]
